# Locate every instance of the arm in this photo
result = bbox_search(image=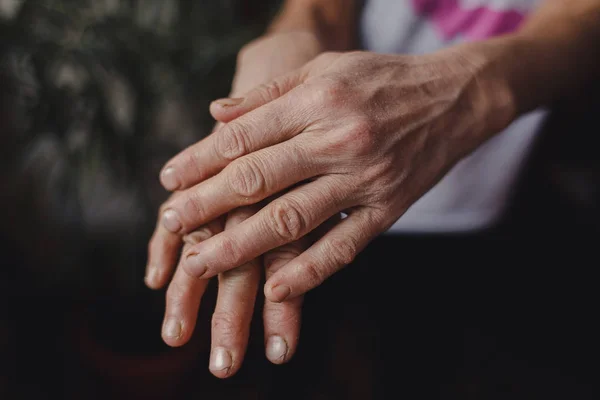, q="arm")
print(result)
[267,0,361,51]
[472,0,600,120]
[515,0,600,111]
[226,0,360,97]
